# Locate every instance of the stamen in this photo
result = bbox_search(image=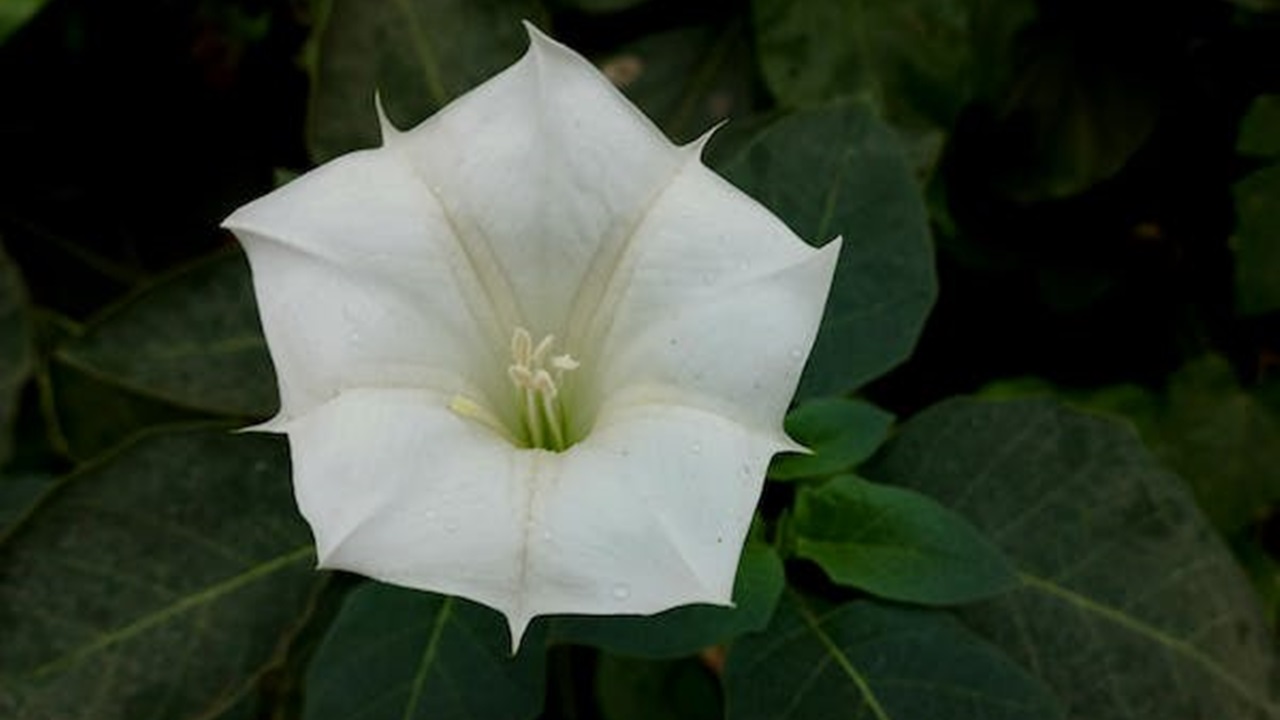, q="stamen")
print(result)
[506,326,580,451]
[448,395,519,445]
[447,328,582,450]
